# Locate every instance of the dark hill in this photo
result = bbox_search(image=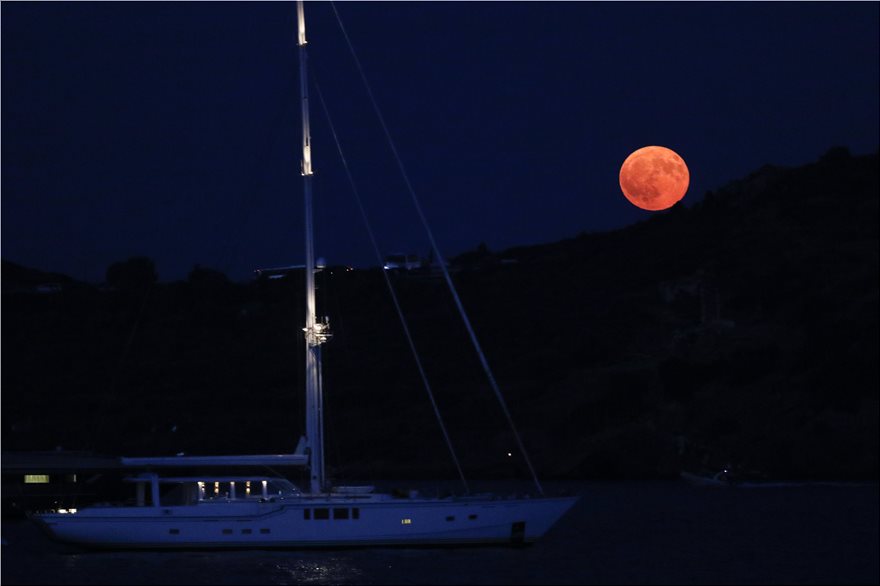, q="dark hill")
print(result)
[2,148,877,483]
[1,260,79,291]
